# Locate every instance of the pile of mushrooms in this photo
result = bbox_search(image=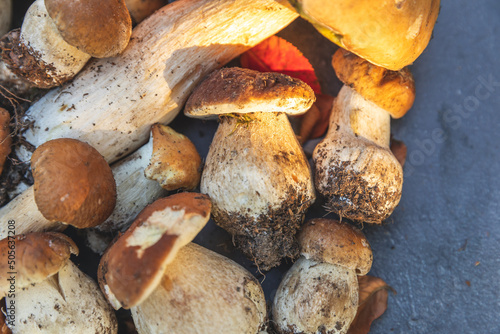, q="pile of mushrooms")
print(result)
[0,0,443,332]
